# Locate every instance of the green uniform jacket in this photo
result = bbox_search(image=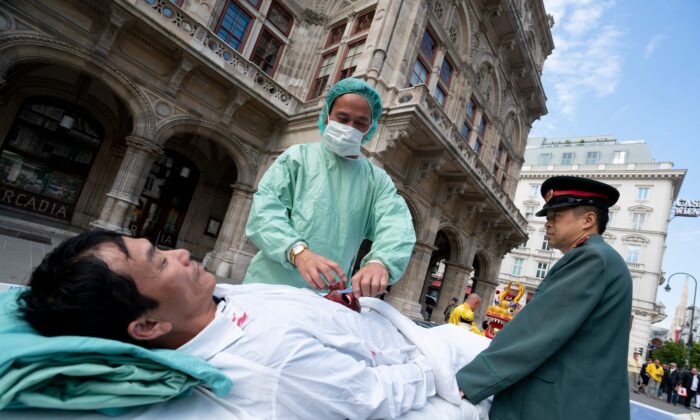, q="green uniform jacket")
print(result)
[456,235,632,420]
[244,143,415,288]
